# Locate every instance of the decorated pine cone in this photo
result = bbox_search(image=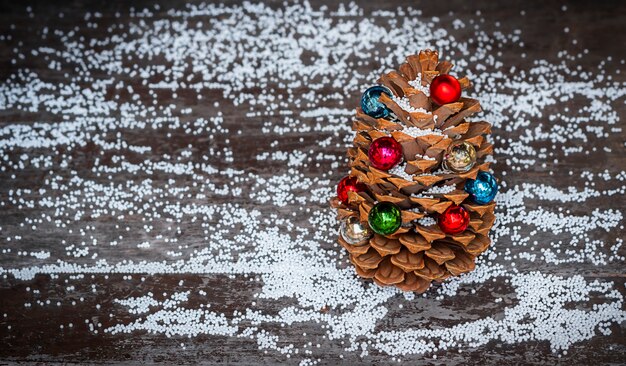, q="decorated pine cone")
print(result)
[331,49,498,293]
